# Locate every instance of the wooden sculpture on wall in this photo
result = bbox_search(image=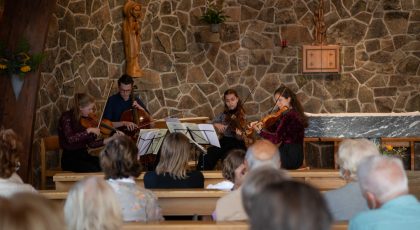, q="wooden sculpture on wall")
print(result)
[313,0,326,45]
[123,0,143,77]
